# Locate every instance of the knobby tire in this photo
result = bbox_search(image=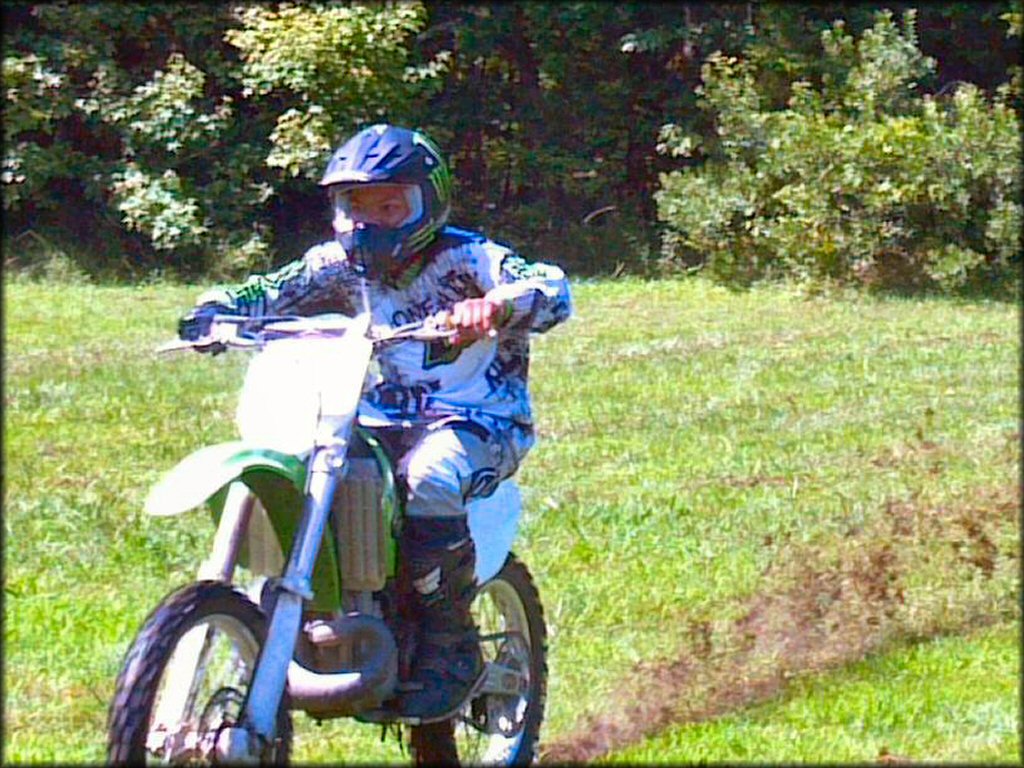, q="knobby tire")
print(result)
[410,554,547,766]
[107,580,292,765]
